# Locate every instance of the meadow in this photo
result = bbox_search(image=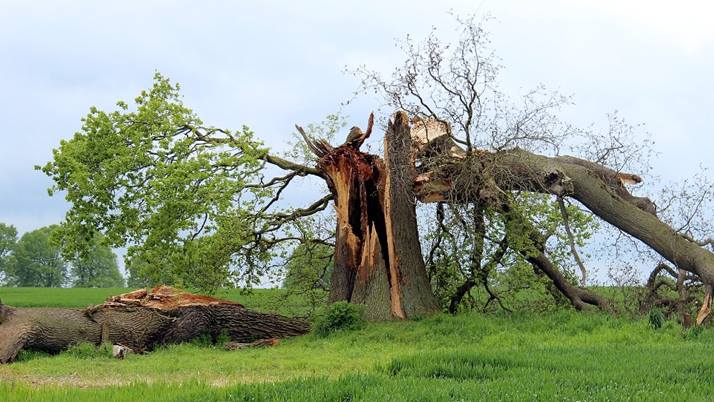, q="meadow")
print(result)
[1,287,713,401]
